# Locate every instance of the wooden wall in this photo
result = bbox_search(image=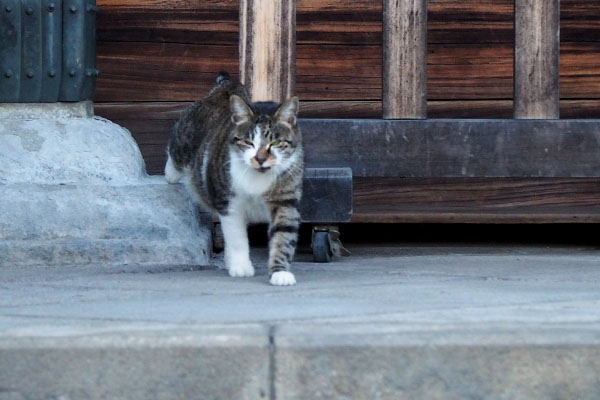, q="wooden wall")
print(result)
[94,0,600,175]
